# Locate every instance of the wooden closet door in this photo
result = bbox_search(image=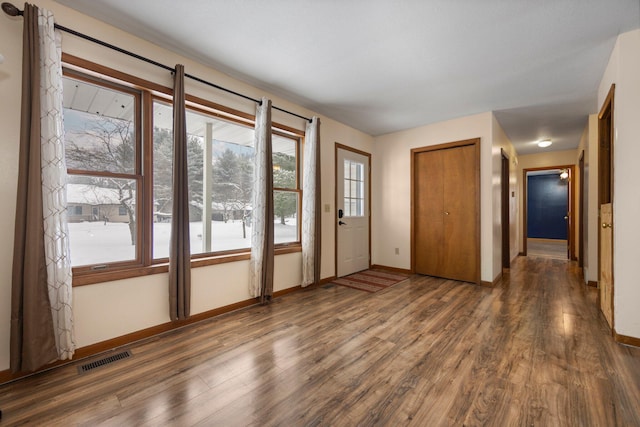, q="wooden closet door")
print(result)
[441,145,478,283]
[414,150,444,276]
[413,142,478,283]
